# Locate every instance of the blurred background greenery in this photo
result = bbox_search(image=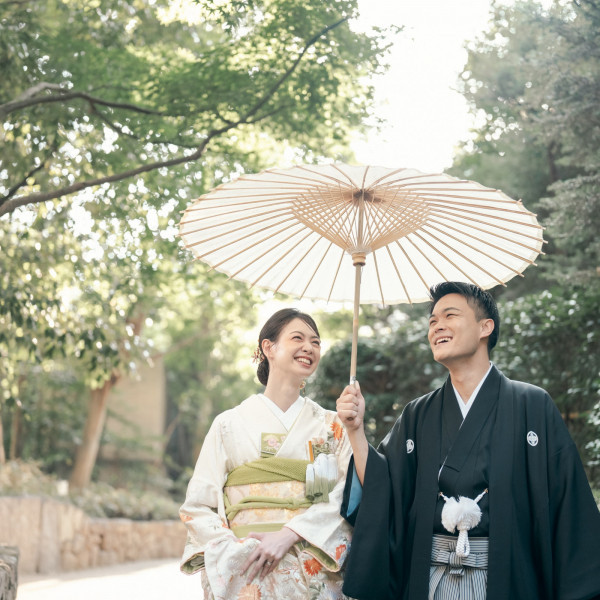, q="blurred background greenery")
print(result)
[1,0,599,517]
